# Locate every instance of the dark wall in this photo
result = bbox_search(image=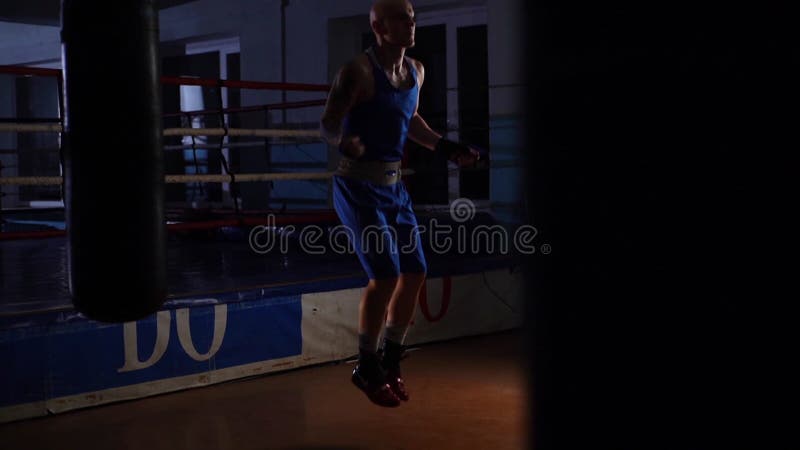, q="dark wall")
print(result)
[457,24,489,200]
[526,1,794,448]
[0,0,199,26]
[404,24,449,204]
